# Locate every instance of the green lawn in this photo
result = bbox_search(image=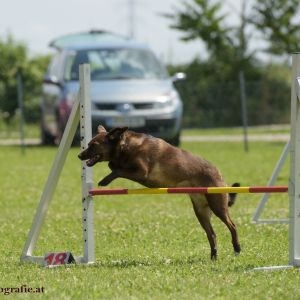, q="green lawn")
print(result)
[0,123,40,139]
[0,140,297,299]
[182,125,290,136]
